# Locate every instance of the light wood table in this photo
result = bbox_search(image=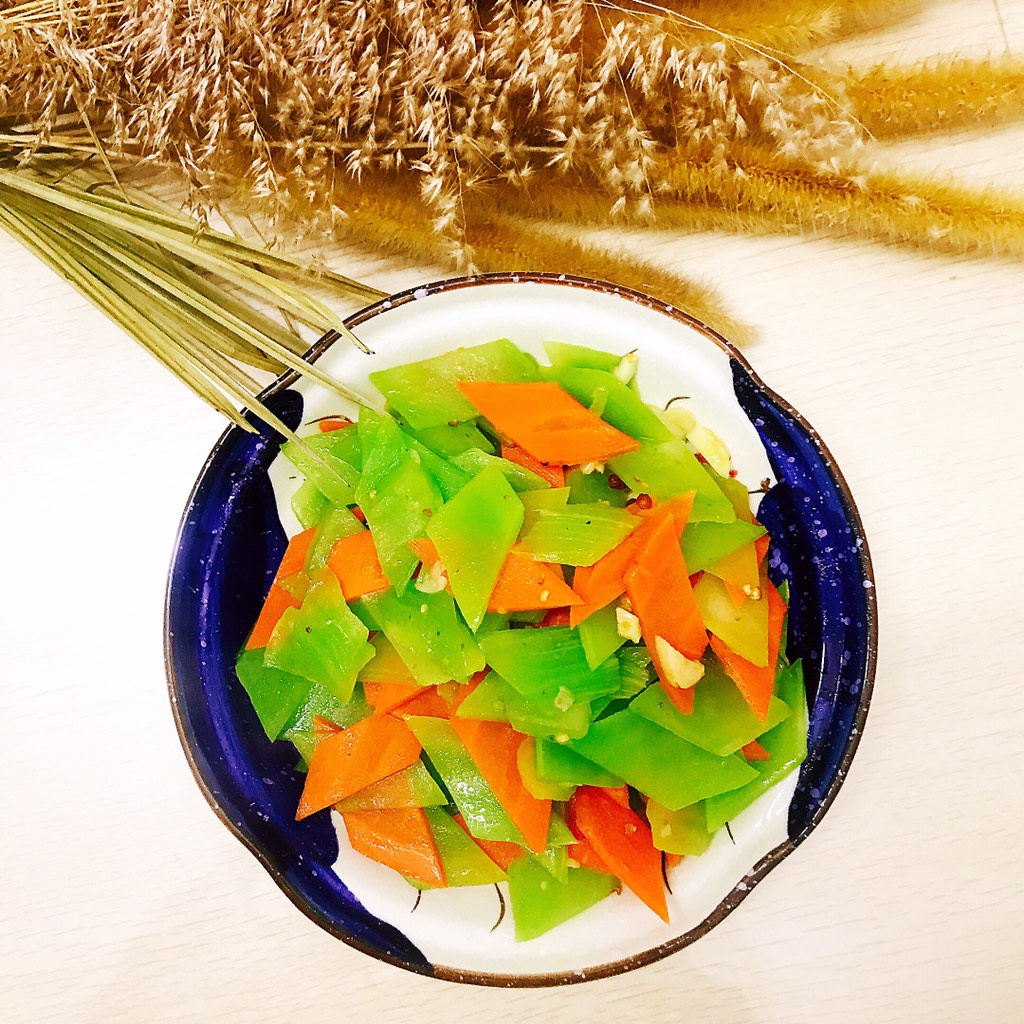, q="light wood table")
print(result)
[3,3,1023,1021]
